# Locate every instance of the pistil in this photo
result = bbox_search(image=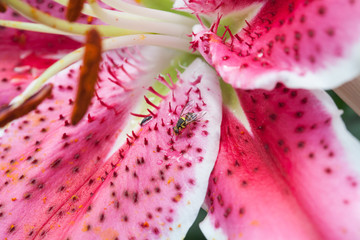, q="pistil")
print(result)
[88,0,192,37]
[101,0,195,25]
